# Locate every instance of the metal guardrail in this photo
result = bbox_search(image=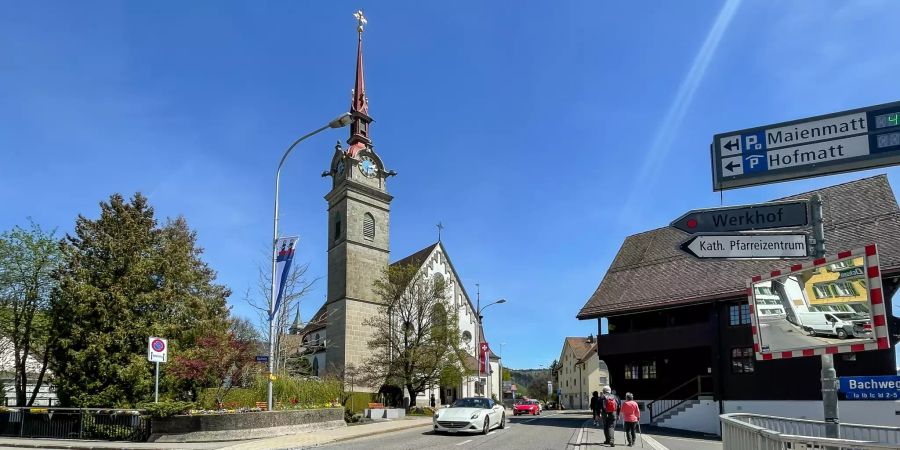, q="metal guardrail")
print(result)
[0,407,149,442]
[721,413,900,449]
